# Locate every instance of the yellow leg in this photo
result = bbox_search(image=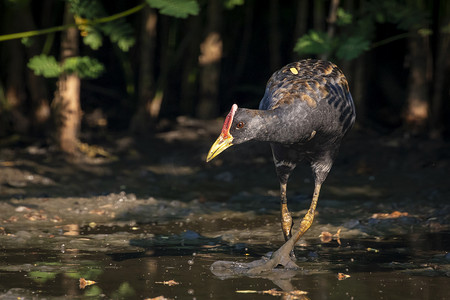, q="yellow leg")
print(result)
[247,183,322,275]
[280,183,293,241]
[291,183,321,243]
